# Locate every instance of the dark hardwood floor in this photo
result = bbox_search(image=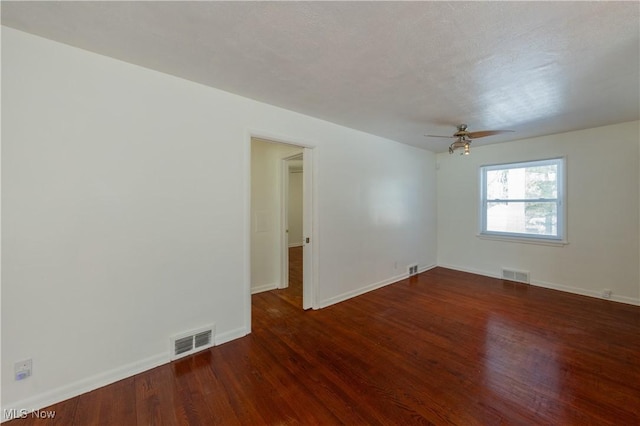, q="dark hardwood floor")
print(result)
[272,245,304,309]
[8,251,640,425]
